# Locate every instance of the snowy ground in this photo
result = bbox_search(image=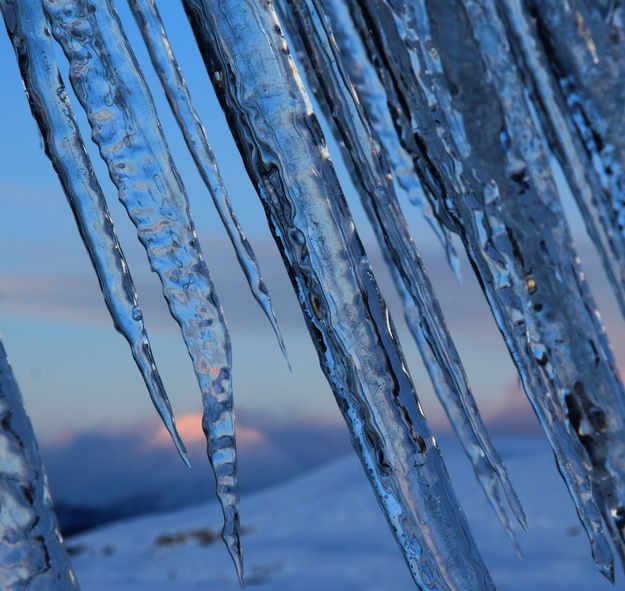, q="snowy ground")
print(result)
[68,437,618,590]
